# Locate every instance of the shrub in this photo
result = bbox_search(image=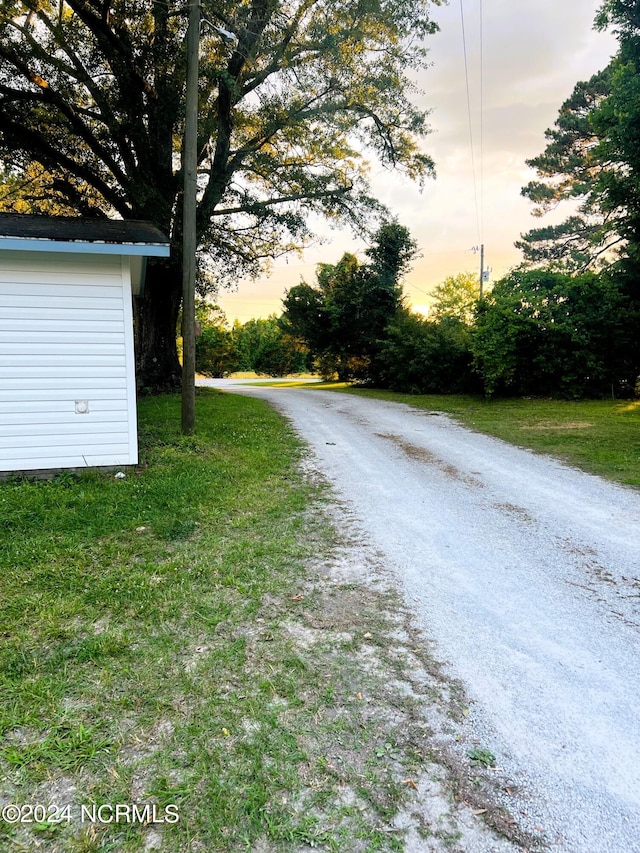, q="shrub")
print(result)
[370,310,477,393]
